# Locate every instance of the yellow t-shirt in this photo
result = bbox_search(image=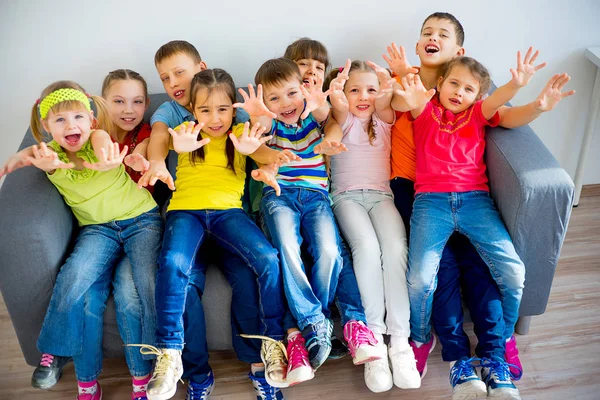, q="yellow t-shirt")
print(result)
[168,123,247,211]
